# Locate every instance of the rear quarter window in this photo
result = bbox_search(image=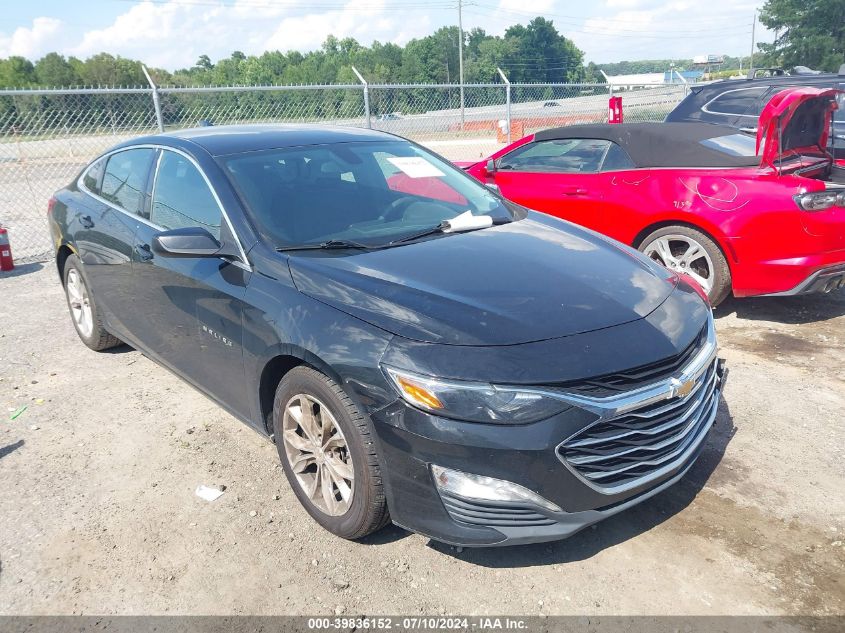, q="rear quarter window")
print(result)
[82,158,105,194]
[703,87,769,118]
